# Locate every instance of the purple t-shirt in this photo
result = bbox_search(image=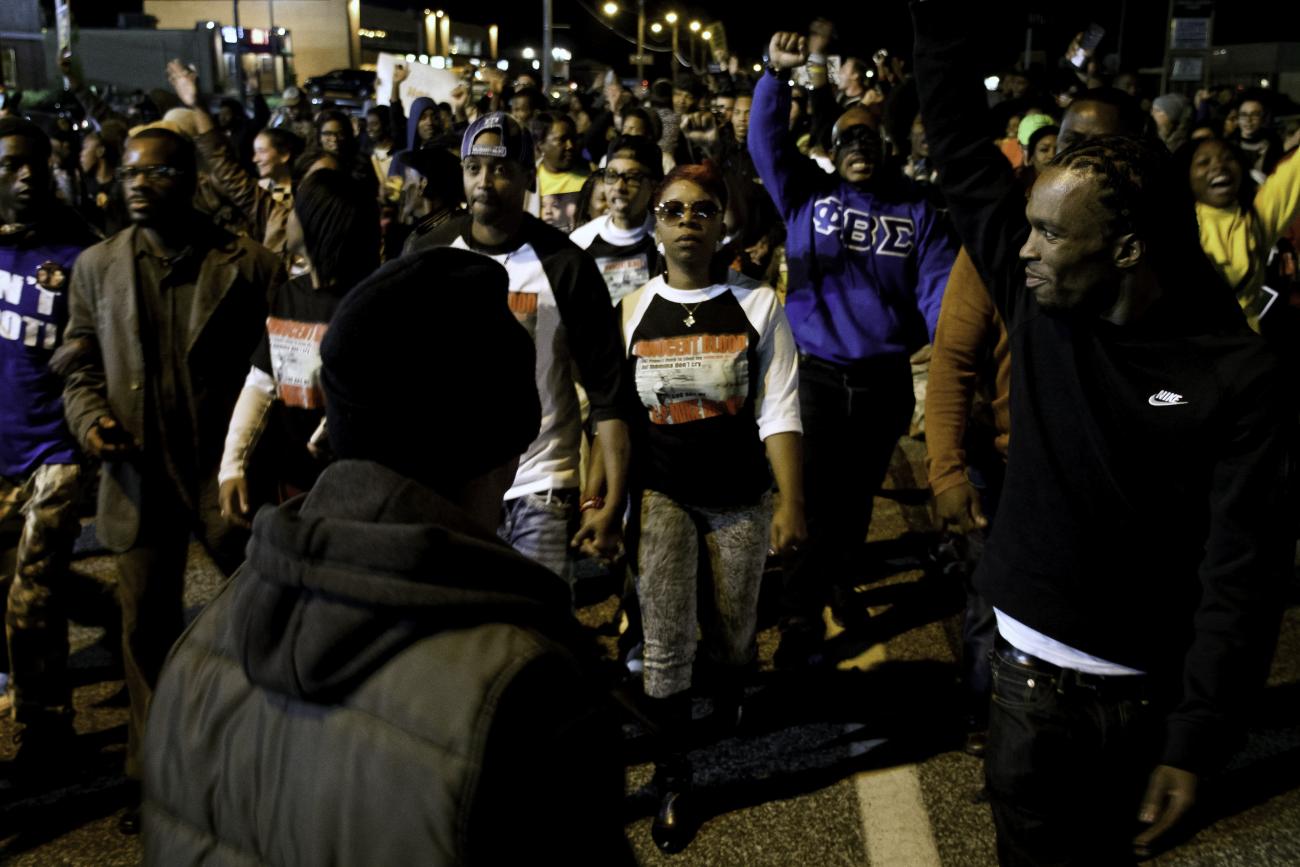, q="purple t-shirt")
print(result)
[0,236,87,477]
